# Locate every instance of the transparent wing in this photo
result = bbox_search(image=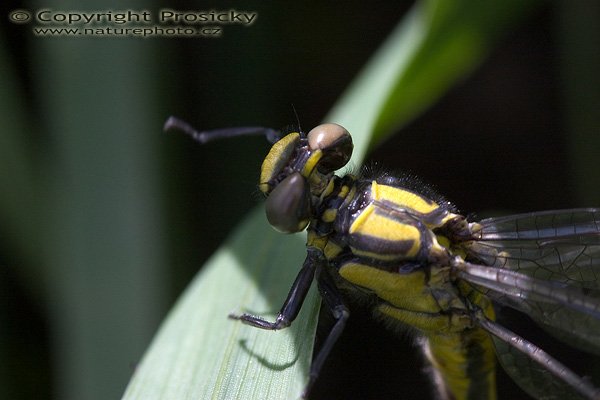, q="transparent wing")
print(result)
[469,209,600,288]
[454,209,600,398]
[463,208,600,355]
[488,320,599,400]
